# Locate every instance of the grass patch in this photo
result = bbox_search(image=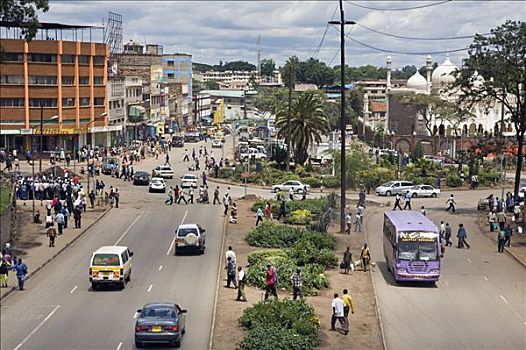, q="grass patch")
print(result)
[0,186,12,213]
